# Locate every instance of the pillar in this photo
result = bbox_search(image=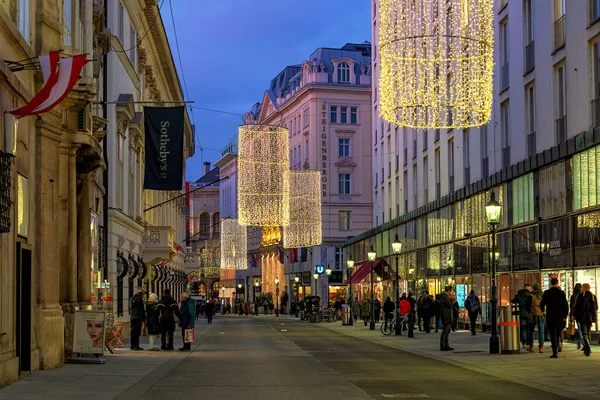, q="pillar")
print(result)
[67,147,78,306]
[77,180,92,308]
